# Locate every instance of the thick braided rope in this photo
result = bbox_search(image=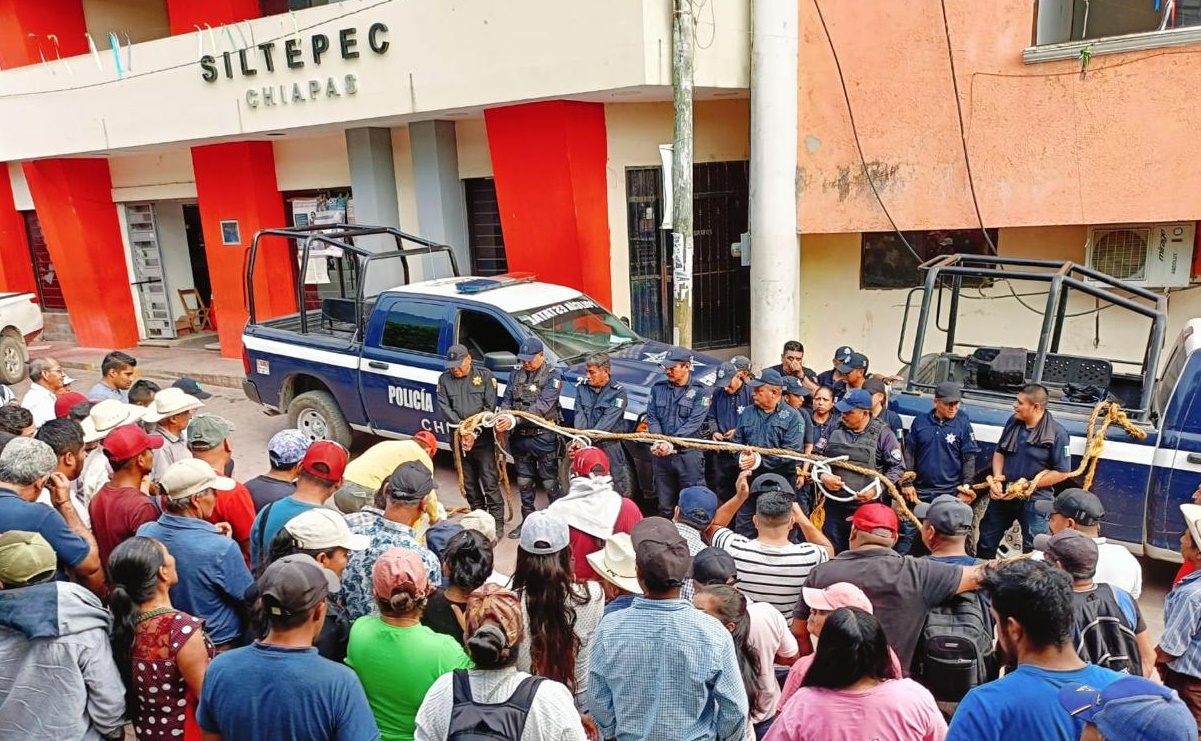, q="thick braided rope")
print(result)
[451,409,921,527]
